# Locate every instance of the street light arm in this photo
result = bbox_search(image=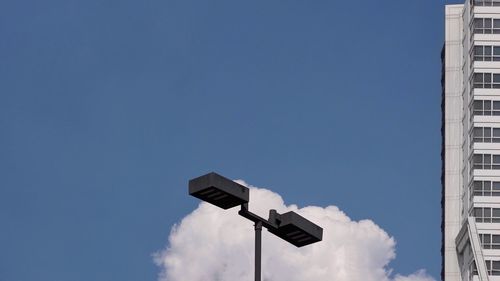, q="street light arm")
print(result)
[238,204,279,230]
